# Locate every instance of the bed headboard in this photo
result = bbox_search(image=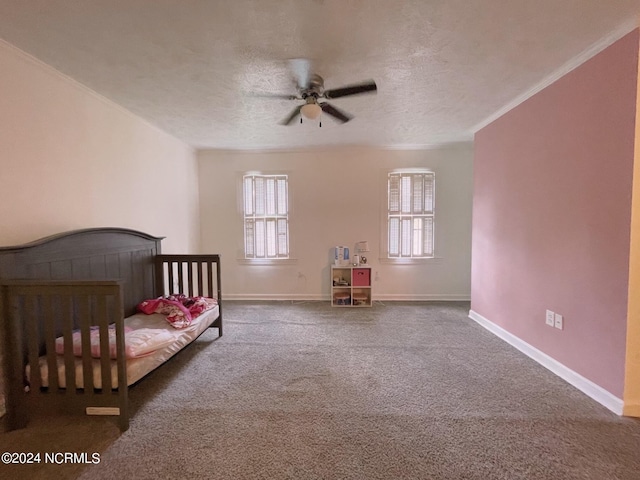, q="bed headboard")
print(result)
[0,228,164,316]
